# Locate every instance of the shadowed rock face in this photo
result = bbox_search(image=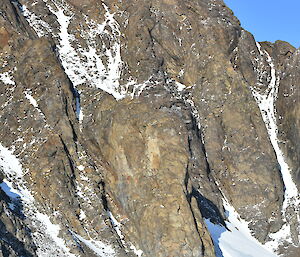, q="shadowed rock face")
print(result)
[0,0,299,256]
